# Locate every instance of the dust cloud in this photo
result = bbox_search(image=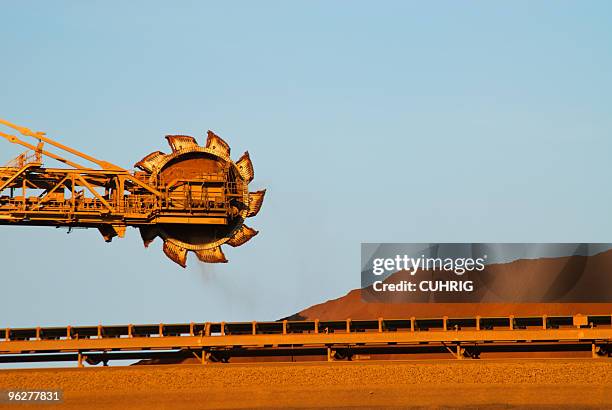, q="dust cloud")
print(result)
[195,260,259,319]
